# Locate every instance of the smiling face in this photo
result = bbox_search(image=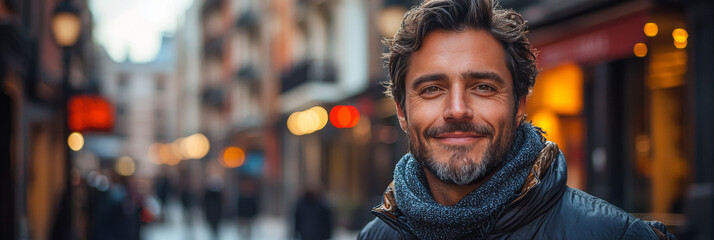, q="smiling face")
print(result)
[396,29,527,185]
